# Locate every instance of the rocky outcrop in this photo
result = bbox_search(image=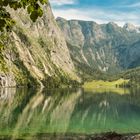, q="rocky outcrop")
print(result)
[0,4,80,87]
[57,18,140,74]
[0,73,16,87]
